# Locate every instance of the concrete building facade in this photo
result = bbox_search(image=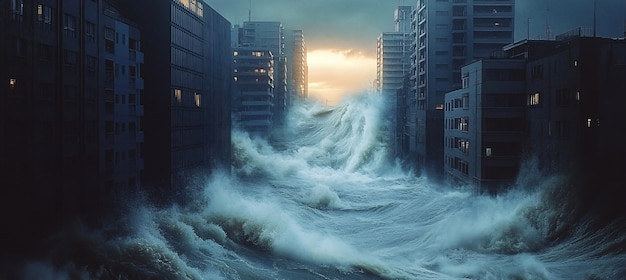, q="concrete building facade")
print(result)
[444,59,526,193]
[232,47,275,135]
[239,21,287,124]
[117,0,232,193]
[406,0,515,180]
